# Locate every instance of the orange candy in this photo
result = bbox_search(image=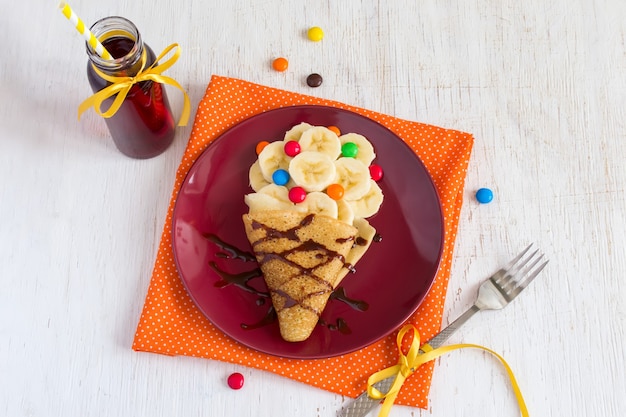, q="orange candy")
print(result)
[256,141,270,155]
[326,183,344,200]
[327,125,341,136]
[272,57,289,72]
